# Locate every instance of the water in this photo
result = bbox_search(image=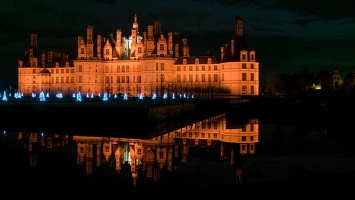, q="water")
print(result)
[1,109,354,197]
